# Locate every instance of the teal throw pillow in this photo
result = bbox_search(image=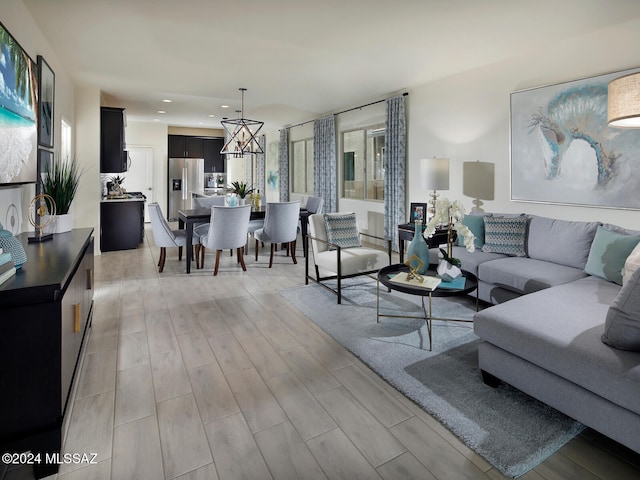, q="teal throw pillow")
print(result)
[602,267,640,351]
[324,213,361,250]
[482,215,528,257]
[584,226,640,285]
[456,214,485,248]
